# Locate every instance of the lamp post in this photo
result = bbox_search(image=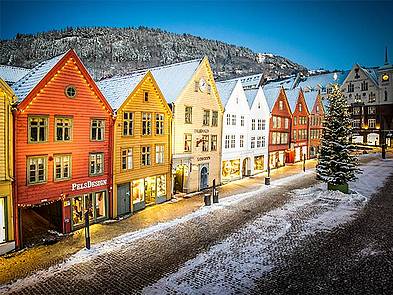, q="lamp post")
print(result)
[303,153,306,172]
[265,155,271,185]
[84,210,91,250]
